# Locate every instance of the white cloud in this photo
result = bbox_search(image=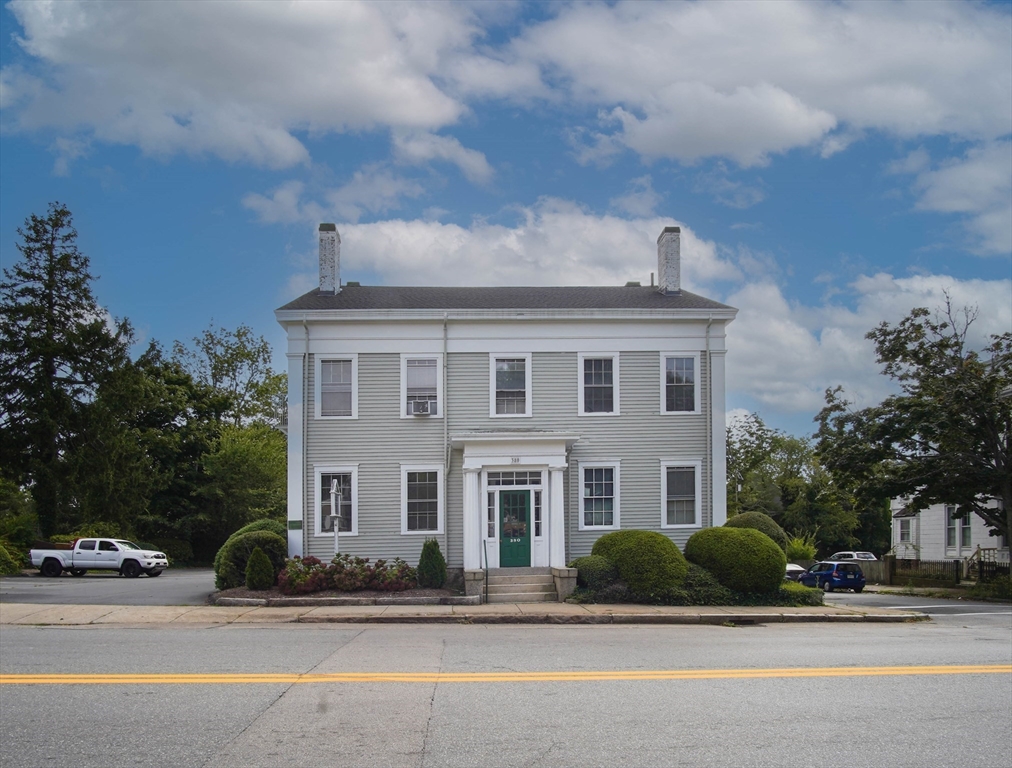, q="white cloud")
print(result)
[693,165,766,209]
[609,176,662,217]
[392,130,493,184]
